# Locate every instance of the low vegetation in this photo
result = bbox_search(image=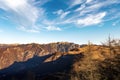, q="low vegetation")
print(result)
[70,38,120,80]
